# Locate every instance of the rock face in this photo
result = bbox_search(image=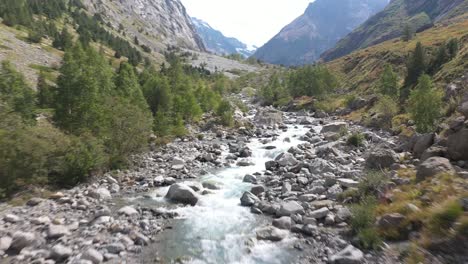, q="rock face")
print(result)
[192,17,254,57]
[253,0,388,65]
[322,0,467,61]
[82,0,205,52]
[165,183,199,206]
[447,129,468,161]
[416,157,455,182]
